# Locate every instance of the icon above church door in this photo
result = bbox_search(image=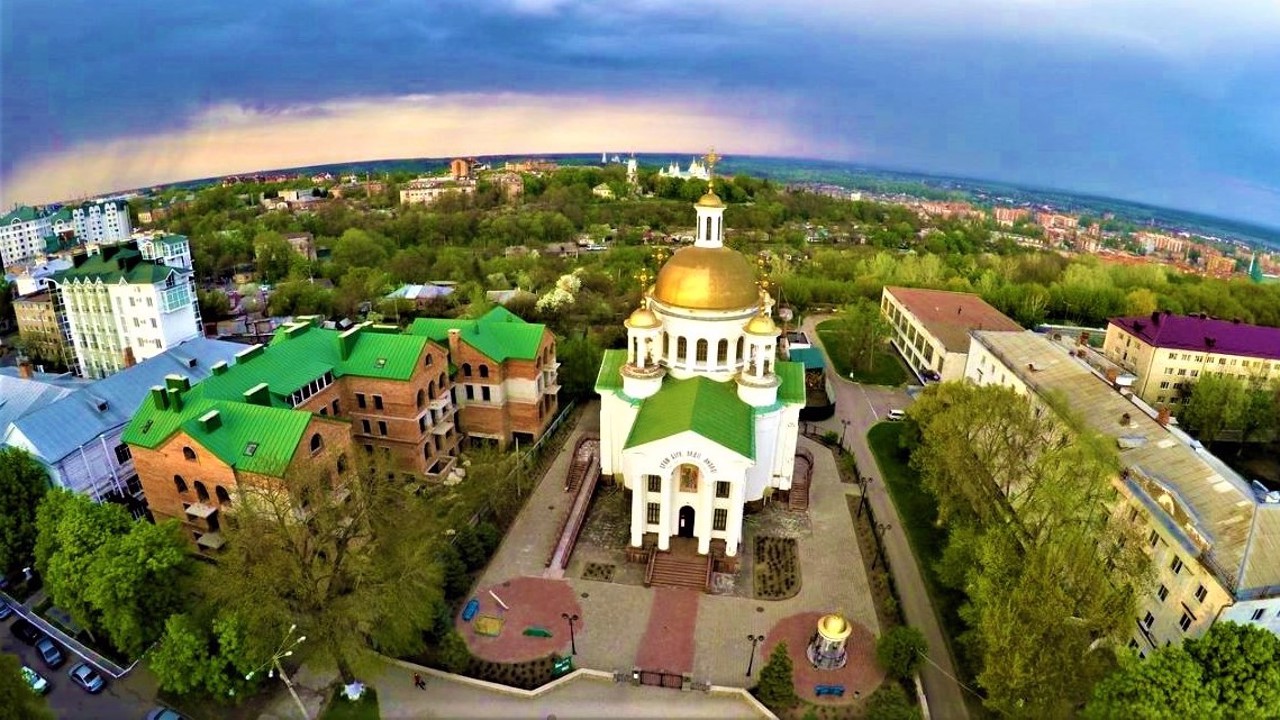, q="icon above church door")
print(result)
[678,505,696,538]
